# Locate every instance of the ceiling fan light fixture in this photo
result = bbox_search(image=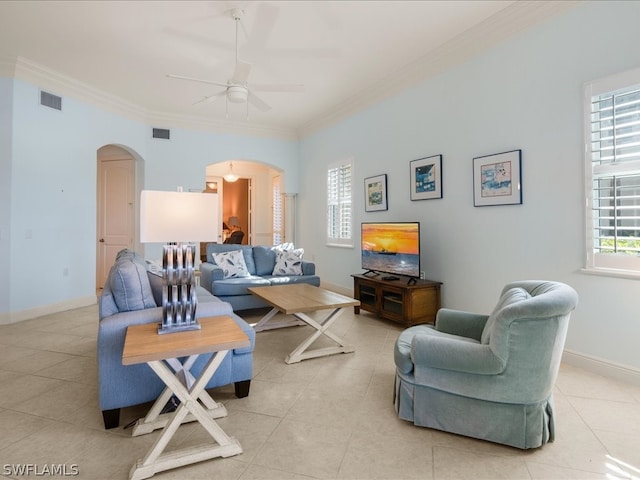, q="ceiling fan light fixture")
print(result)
[223,162,239,182]
[227,85,248,104]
